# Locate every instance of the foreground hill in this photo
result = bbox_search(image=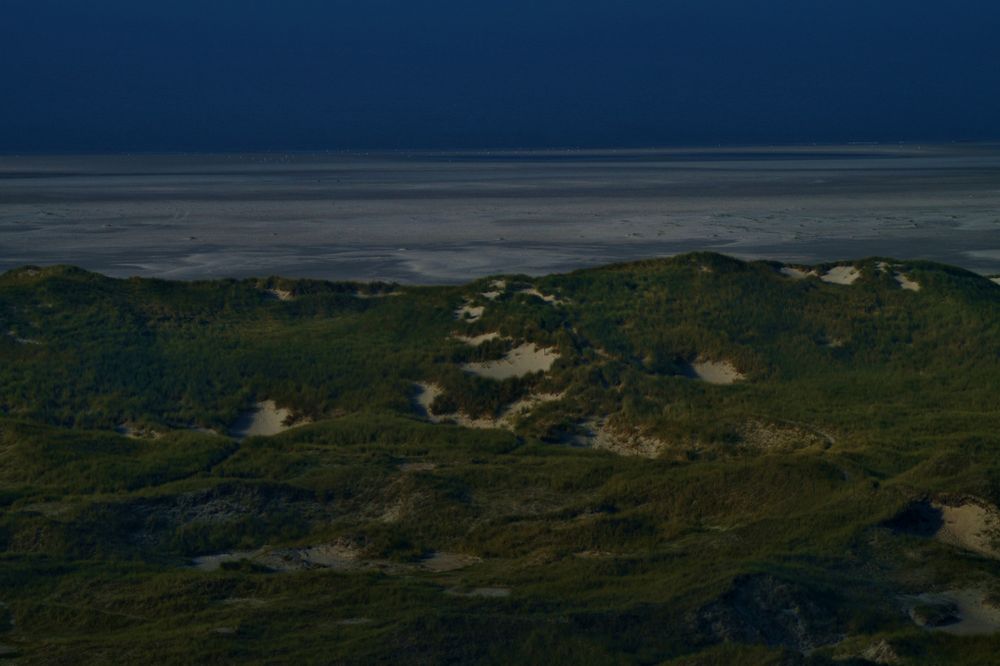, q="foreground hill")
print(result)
[0,253,998,664]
